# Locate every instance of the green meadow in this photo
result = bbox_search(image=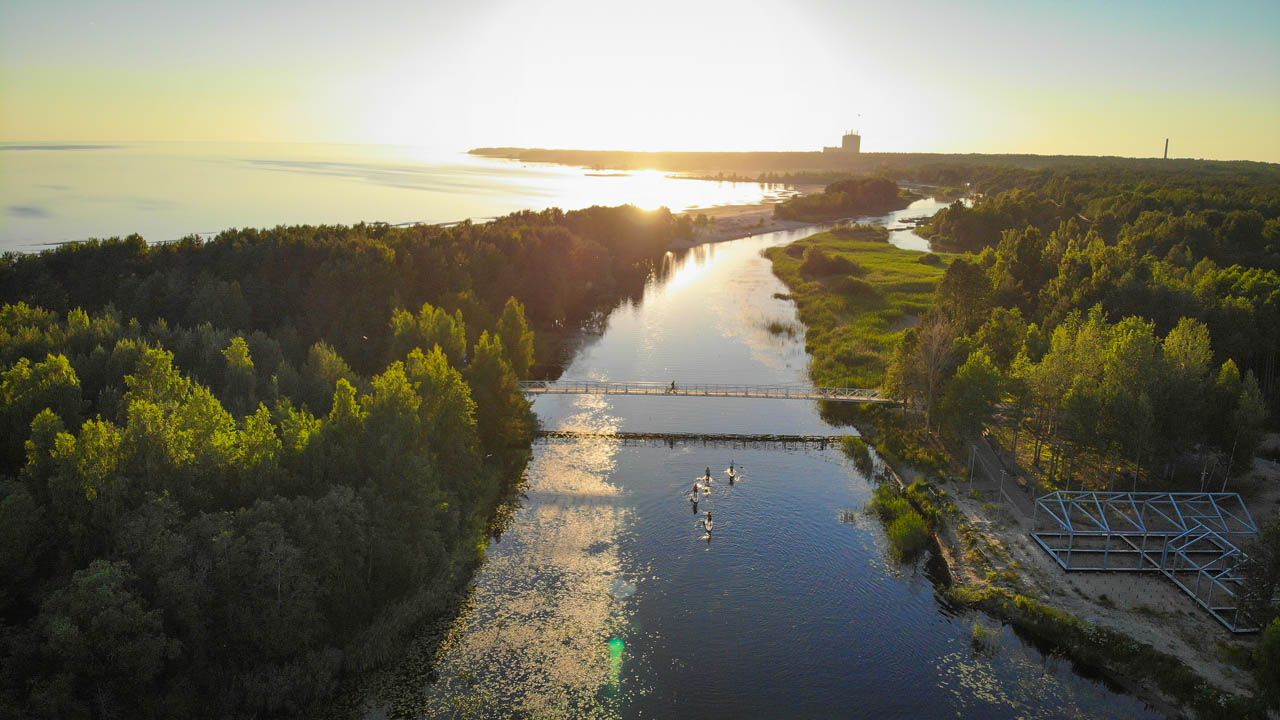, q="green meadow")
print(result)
[765,225,951,389]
